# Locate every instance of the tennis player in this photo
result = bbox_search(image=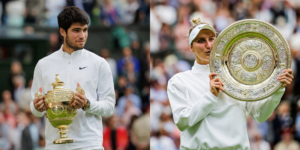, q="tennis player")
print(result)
[167,18,293,150]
